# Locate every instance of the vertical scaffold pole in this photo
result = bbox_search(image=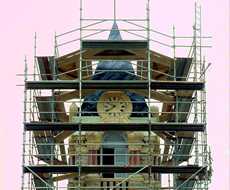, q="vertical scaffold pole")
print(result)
[22,56,28,190]
[172,25,178,190]
[146,0,152,189]
[194,2,199,168]
[33,33,37,82]
[173,25,179,123]
[51,33,57,123]
[79,0,83,189]
[32,33,37,119]
[54,31,59,189]
[173,25,176,81]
